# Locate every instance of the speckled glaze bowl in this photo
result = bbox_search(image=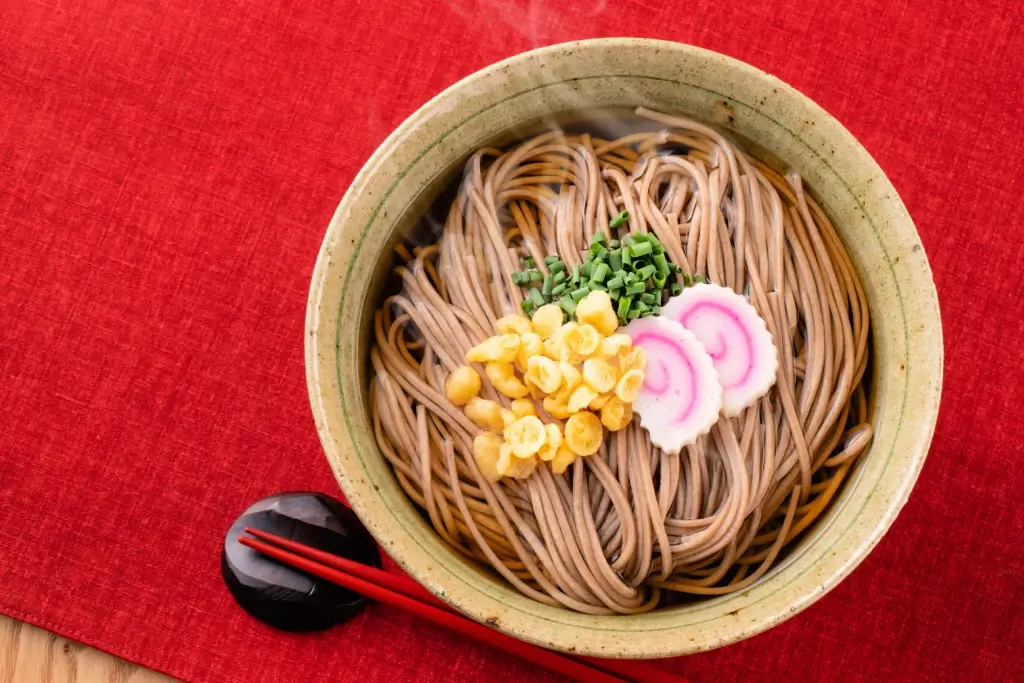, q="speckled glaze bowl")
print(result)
[305,39,942,657]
